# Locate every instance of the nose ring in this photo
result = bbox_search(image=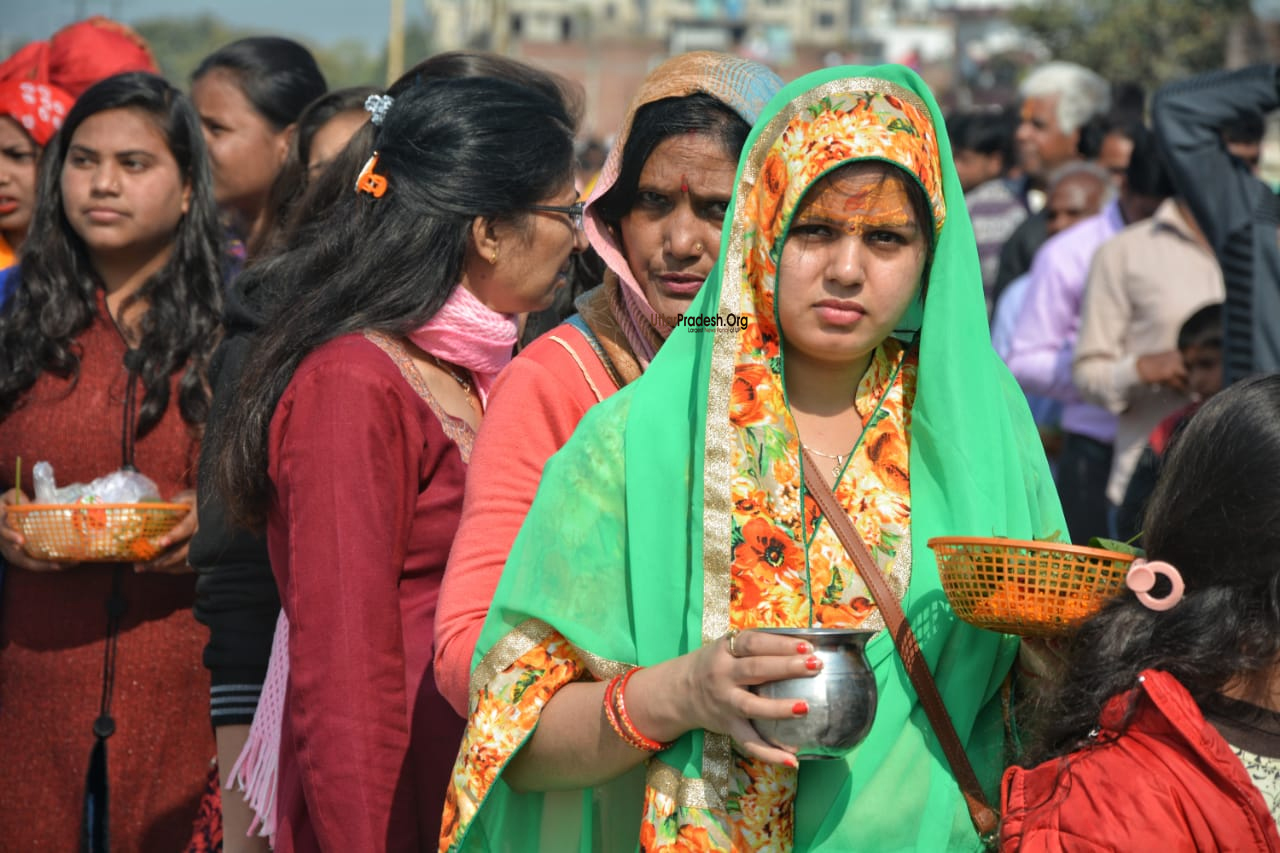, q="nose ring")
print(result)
[692,241,705,255]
